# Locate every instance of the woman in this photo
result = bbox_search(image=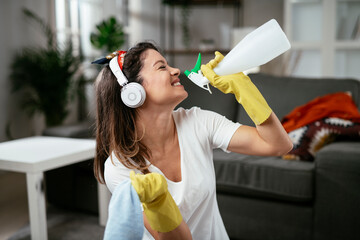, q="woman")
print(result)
[94,41,293,240]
